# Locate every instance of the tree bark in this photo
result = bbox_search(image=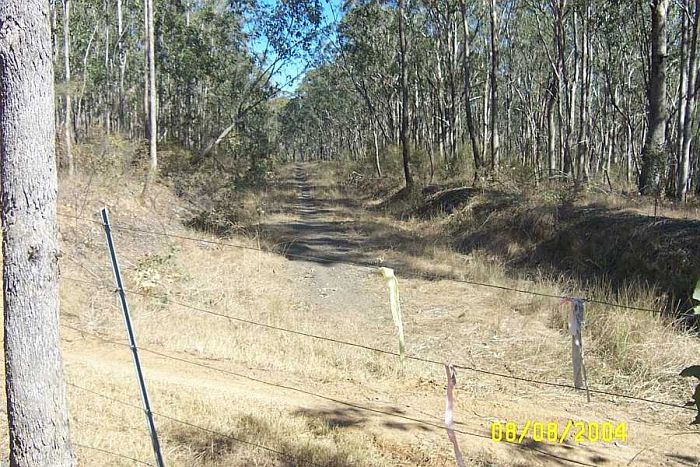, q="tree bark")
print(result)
[546,75,558,177]
[489,0,500,174]
[398,0,412,187]
[372,119,382,177]
[63,0,73,176]
[0,1,76,465]
[639,0,670,195]
[677,0,700,200]
[141,0,157,200]
[459,0,482,173]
